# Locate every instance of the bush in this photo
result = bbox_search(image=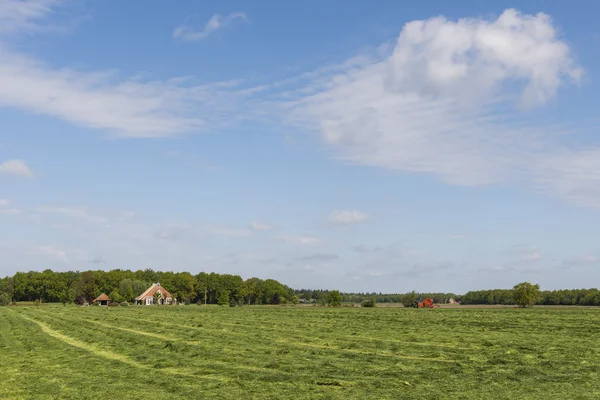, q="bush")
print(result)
[401,291,417,308]
[361,297,377,308]
[120,302,129,306]
[108,301,120,307]
[33,299,41,307]
[0,292,11,307]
